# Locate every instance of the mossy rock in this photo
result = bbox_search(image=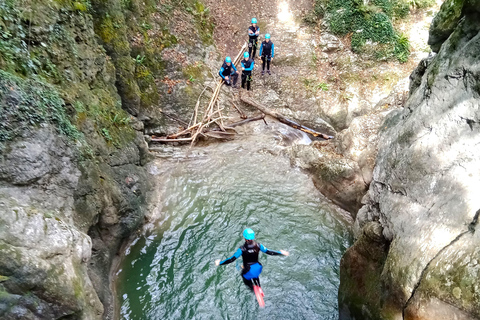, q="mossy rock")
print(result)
[428,0,465,52]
